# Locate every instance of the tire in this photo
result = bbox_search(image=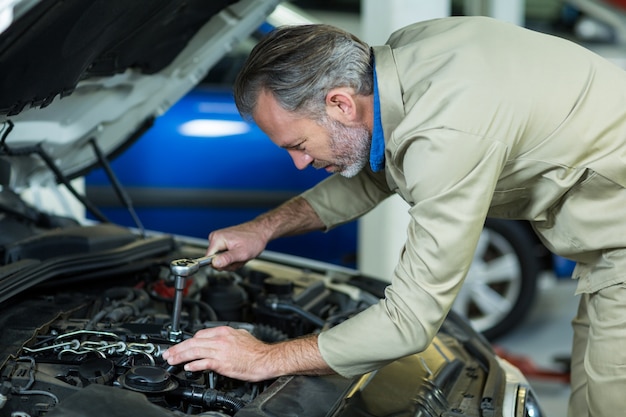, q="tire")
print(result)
[452,219,540,340]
